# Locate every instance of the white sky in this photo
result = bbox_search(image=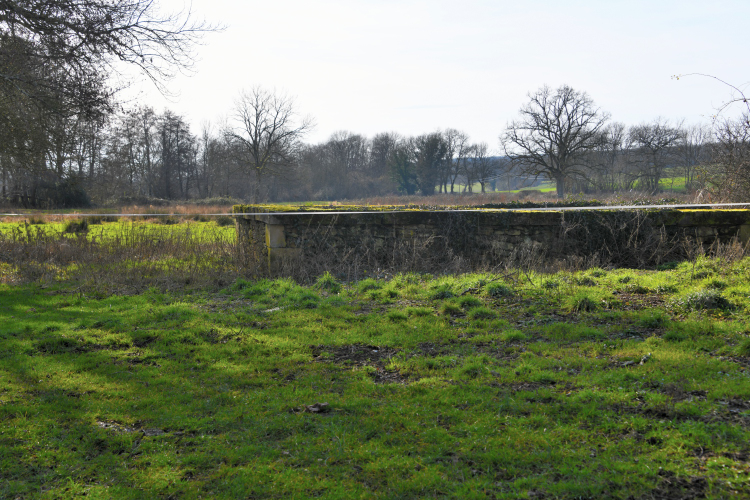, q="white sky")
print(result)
[122,0,750,148]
